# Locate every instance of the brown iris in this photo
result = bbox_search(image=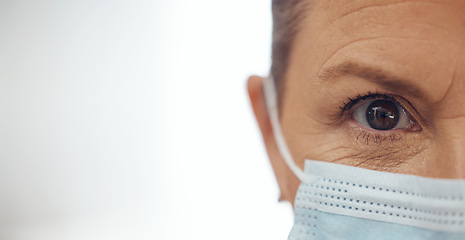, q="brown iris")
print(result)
[366,100,399,130]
